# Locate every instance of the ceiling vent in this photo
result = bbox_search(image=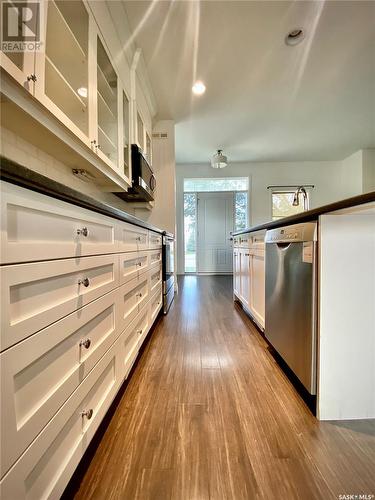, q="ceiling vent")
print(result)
[152,132,168,139]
